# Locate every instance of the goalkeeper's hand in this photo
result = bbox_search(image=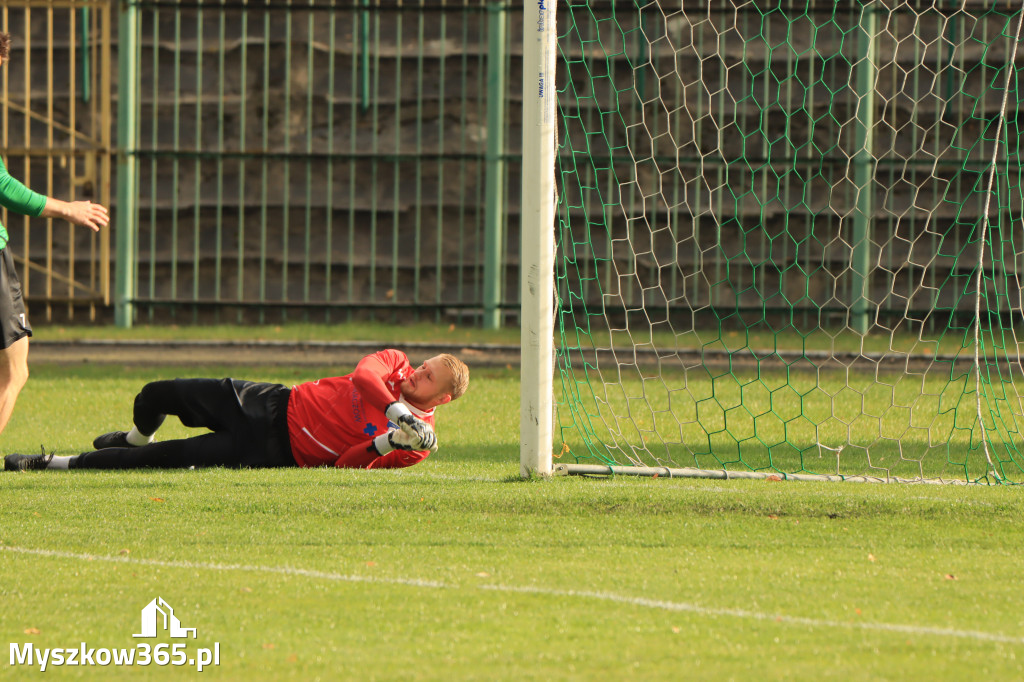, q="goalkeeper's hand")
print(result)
[373,428,439,455]
[386,401,438,452]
